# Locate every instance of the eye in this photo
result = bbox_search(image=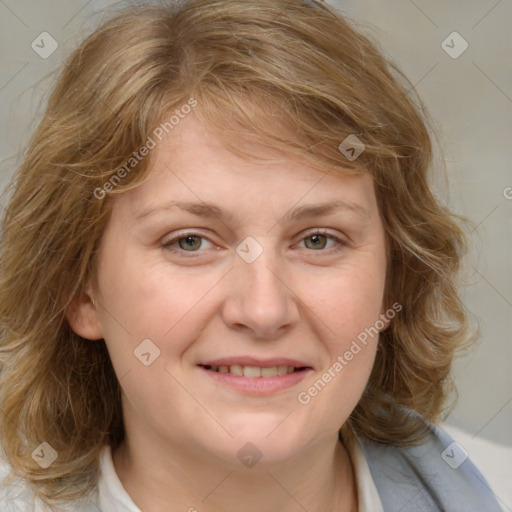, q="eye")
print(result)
[161,229,347,257]
[161,232,214,254]
[297,230,347,253]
